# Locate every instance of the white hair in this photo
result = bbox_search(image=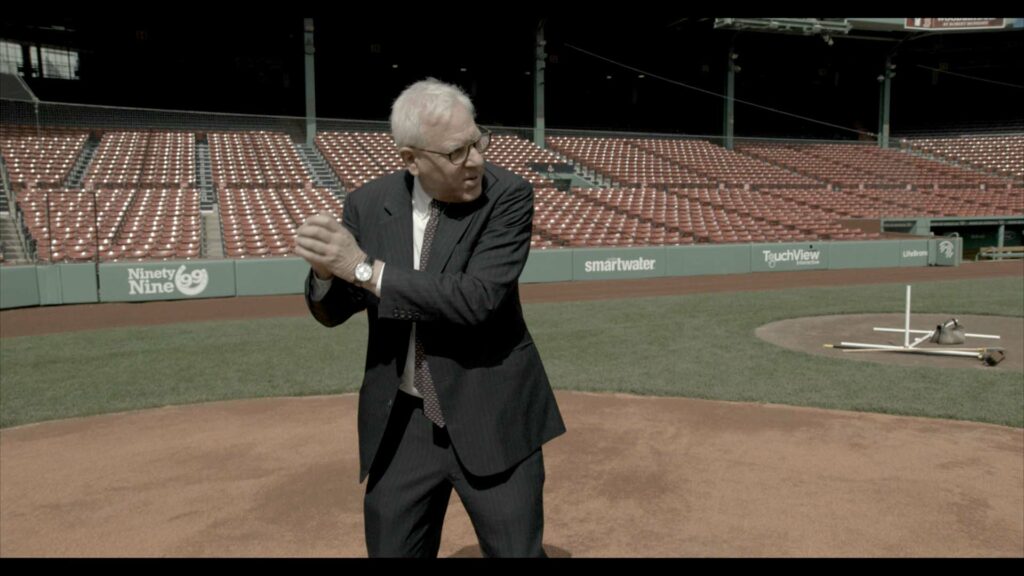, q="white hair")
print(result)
[390,78,475,149]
